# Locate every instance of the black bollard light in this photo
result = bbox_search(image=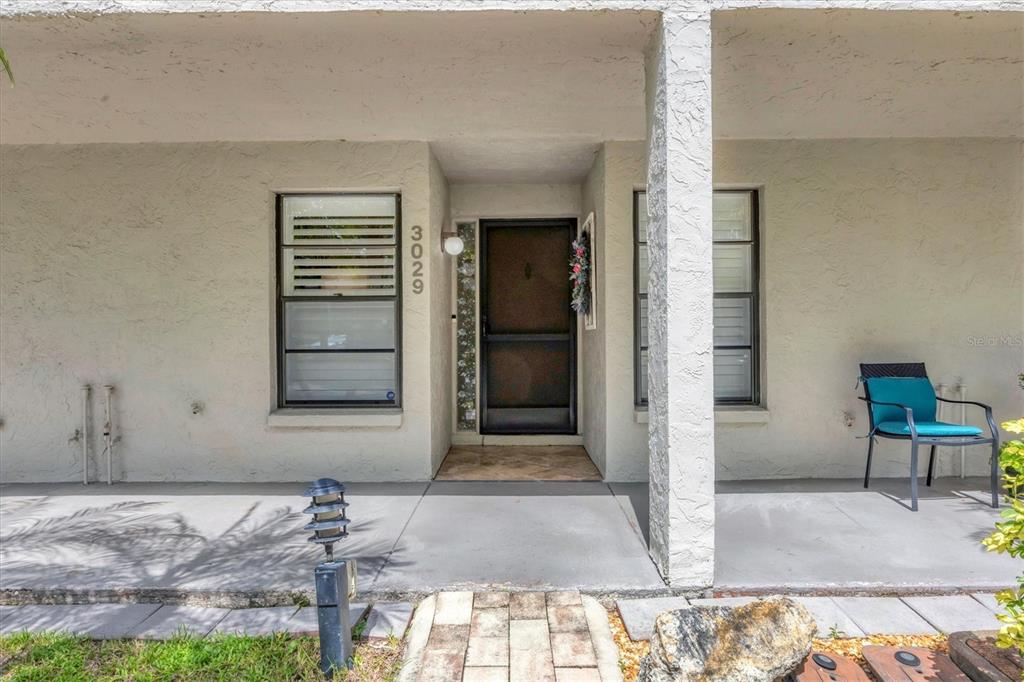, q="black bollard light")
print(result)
[302,478,356,677]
